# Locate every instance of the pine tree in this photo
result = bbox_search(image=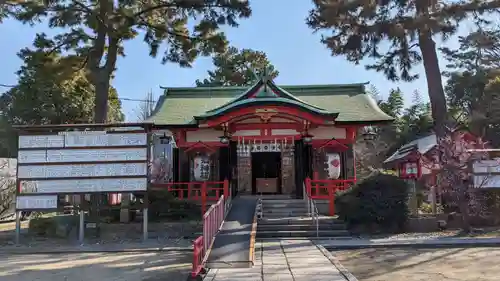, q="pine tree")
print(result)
[10,0,251,123]
[306,0,500,137]
[196,46,278,87]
